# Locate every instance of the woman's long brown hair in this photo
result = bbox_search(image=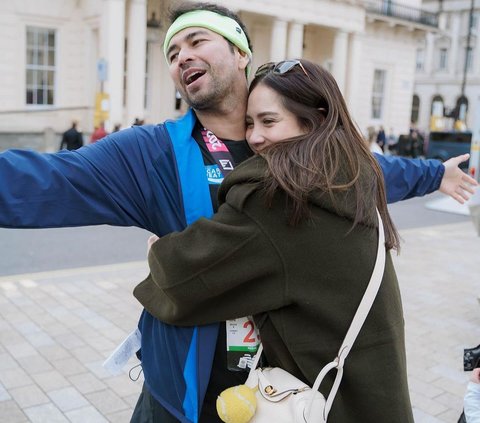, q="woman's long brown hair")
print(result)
[249,60,400,250]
